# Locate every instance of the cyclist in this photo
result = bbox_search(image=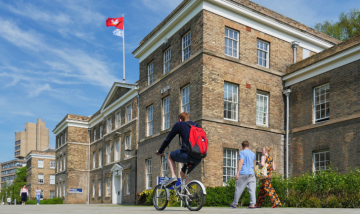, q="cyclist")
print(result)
[156,112,201,187]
